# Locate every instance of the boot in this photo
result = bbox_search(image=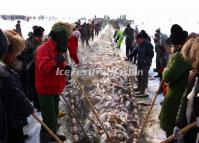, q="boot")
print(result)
[134,89,149,98]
